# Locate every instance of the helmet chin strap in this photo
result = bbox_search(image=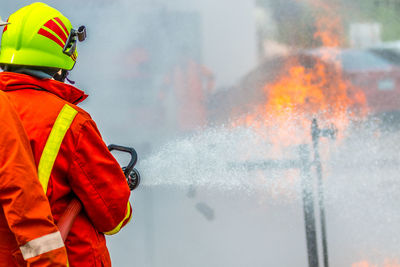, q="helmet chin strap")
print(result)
[66,75,75,85]
[53,69,75,84]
